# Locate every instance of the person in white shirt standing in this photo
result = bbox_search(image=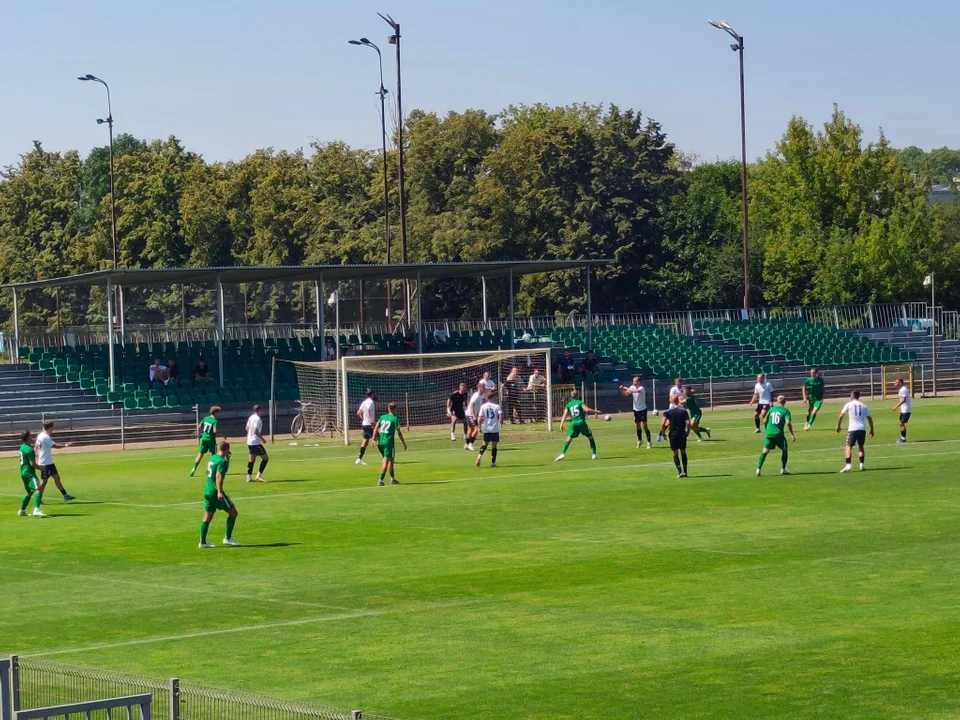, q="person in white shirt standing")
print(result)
[35,421,75,501]
[892,378,912,444]
[464,388,484,452]
[356,390,377,465]
[620,376,651,449]
[523,368,547,422]
[245,404,268,482]
[836,391,874,472]
[475,397,504,468]
[749,374,775,434]
[479,372,496,395]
